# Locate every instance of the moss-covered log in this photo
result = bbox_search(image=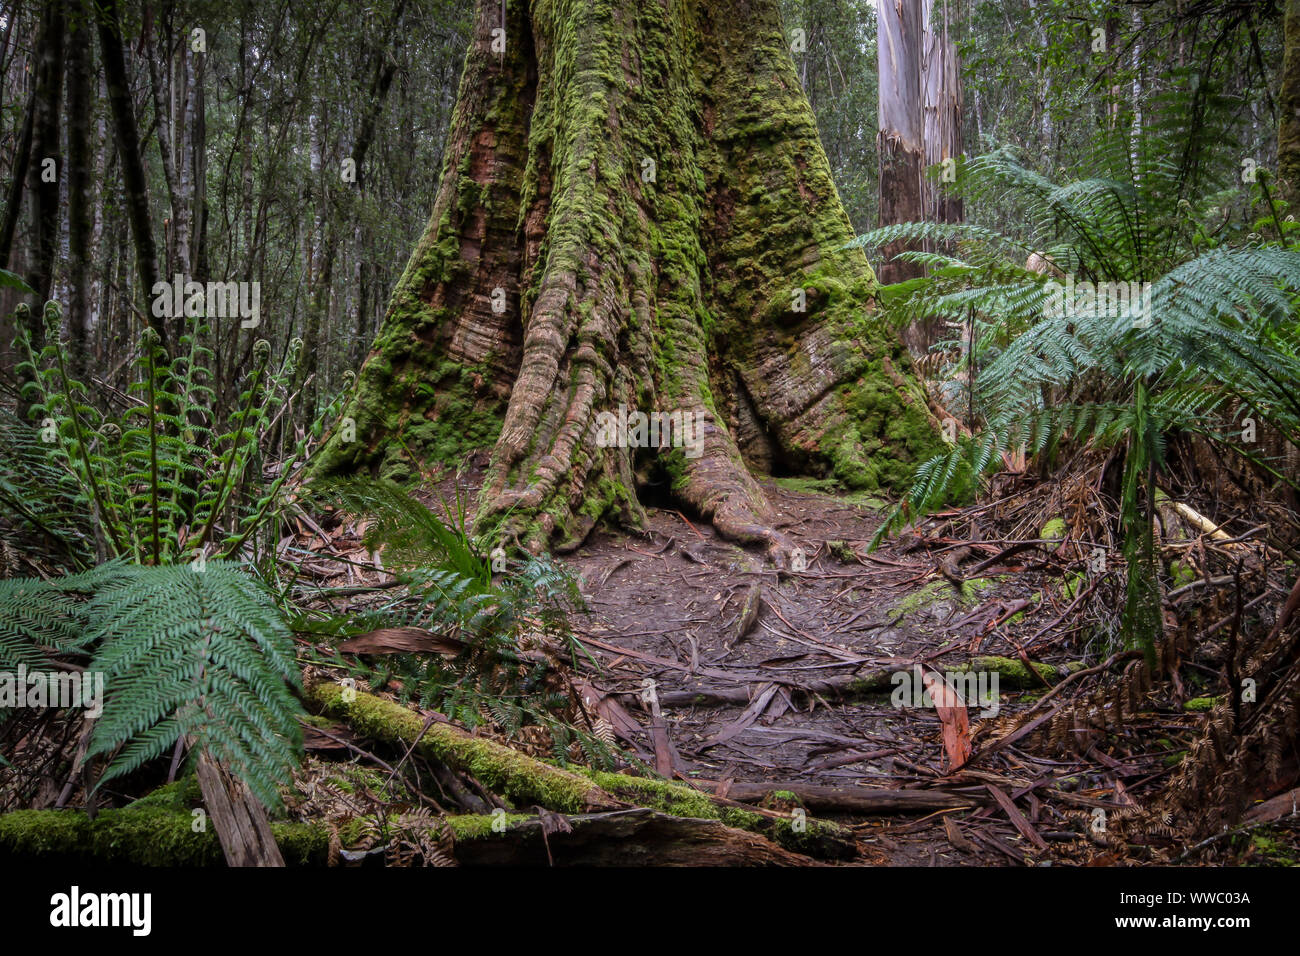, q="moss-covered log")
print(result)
[303,679,856,857]
[311,0,941,559]
[450,807,816,865]
[0,804,818,866]
[303,679,620,813]
[0,770,844,865]
[0,779,327,867]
